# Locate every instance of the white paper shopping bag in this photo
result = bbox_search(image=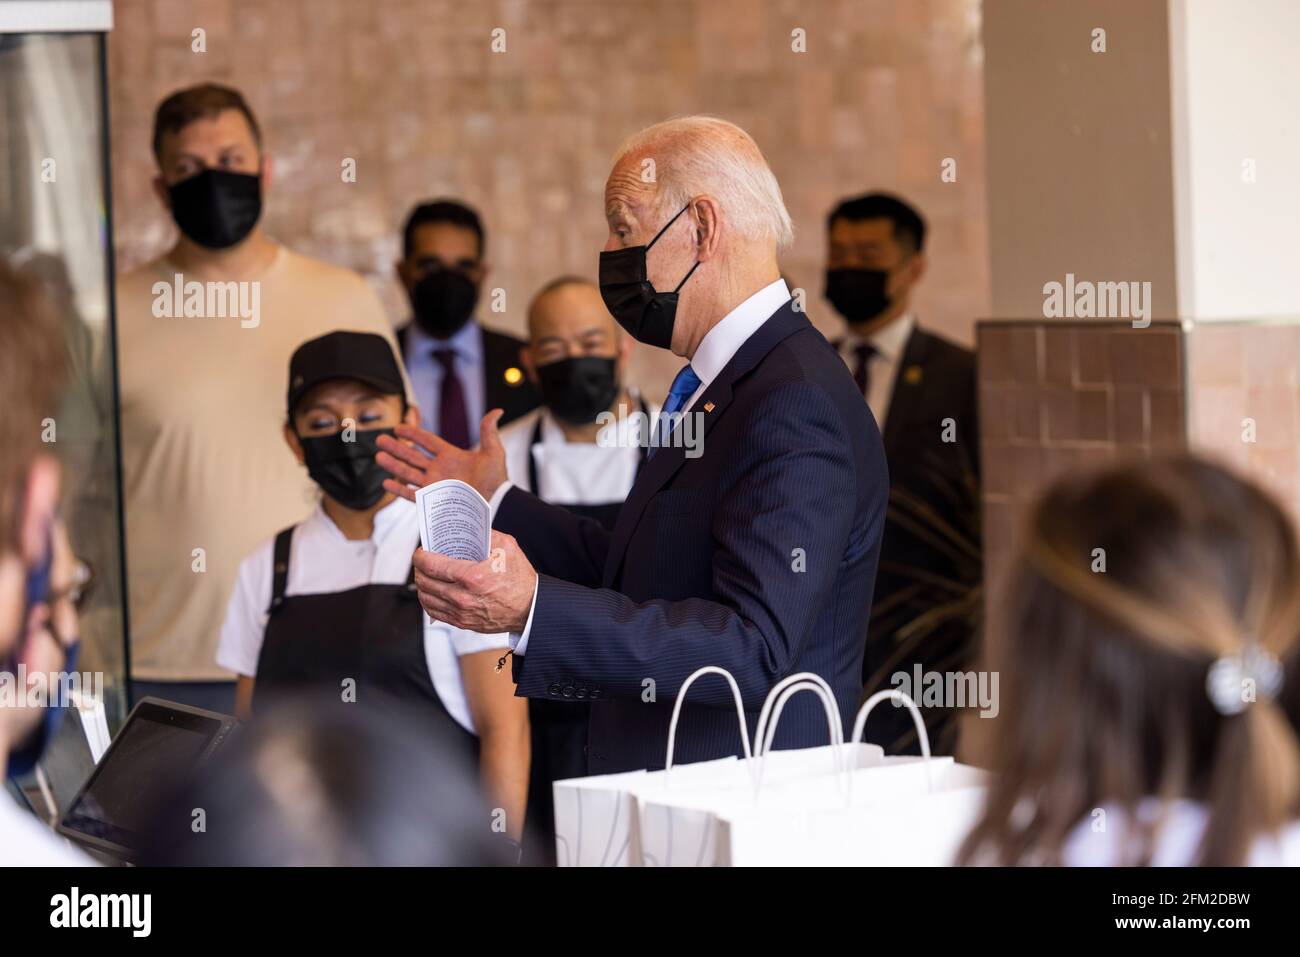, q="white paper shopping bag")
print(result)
[633,670,890,866]
[552,768,649,867]
[555,668,906,866]
[554,754,761,866]
[715,689,989,866]
[718,777,986,866]
[552,665,756,867]
[626,666,758,867]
